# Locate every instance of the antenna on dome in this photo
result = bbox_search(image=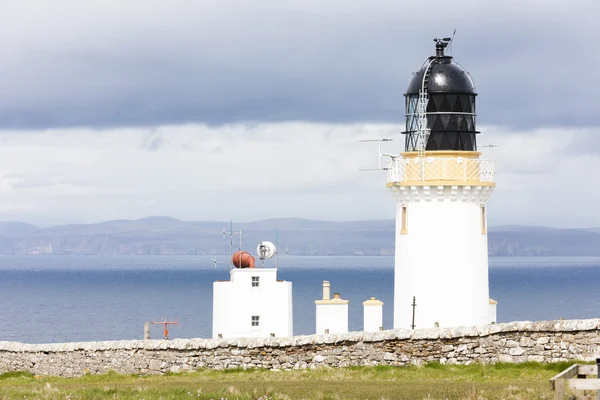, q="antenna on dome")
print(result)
[448,29,456,55]
[433,36,452,56]
[359,138,394,171]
